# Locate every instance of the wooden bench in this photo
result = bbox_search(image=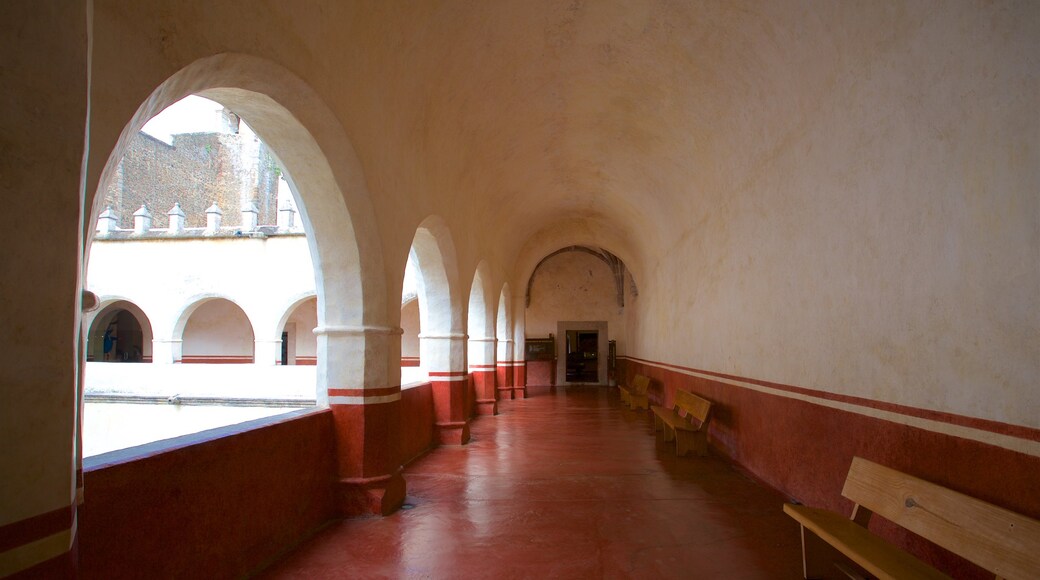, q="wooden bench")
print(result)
[619,374,651,410]
[650,389,712,456]
[783,456,1040,580]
